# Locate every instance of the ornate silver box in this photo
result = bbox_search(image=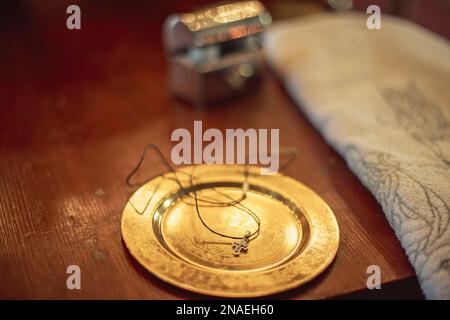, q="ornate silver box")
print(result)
[163,1,272,106]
